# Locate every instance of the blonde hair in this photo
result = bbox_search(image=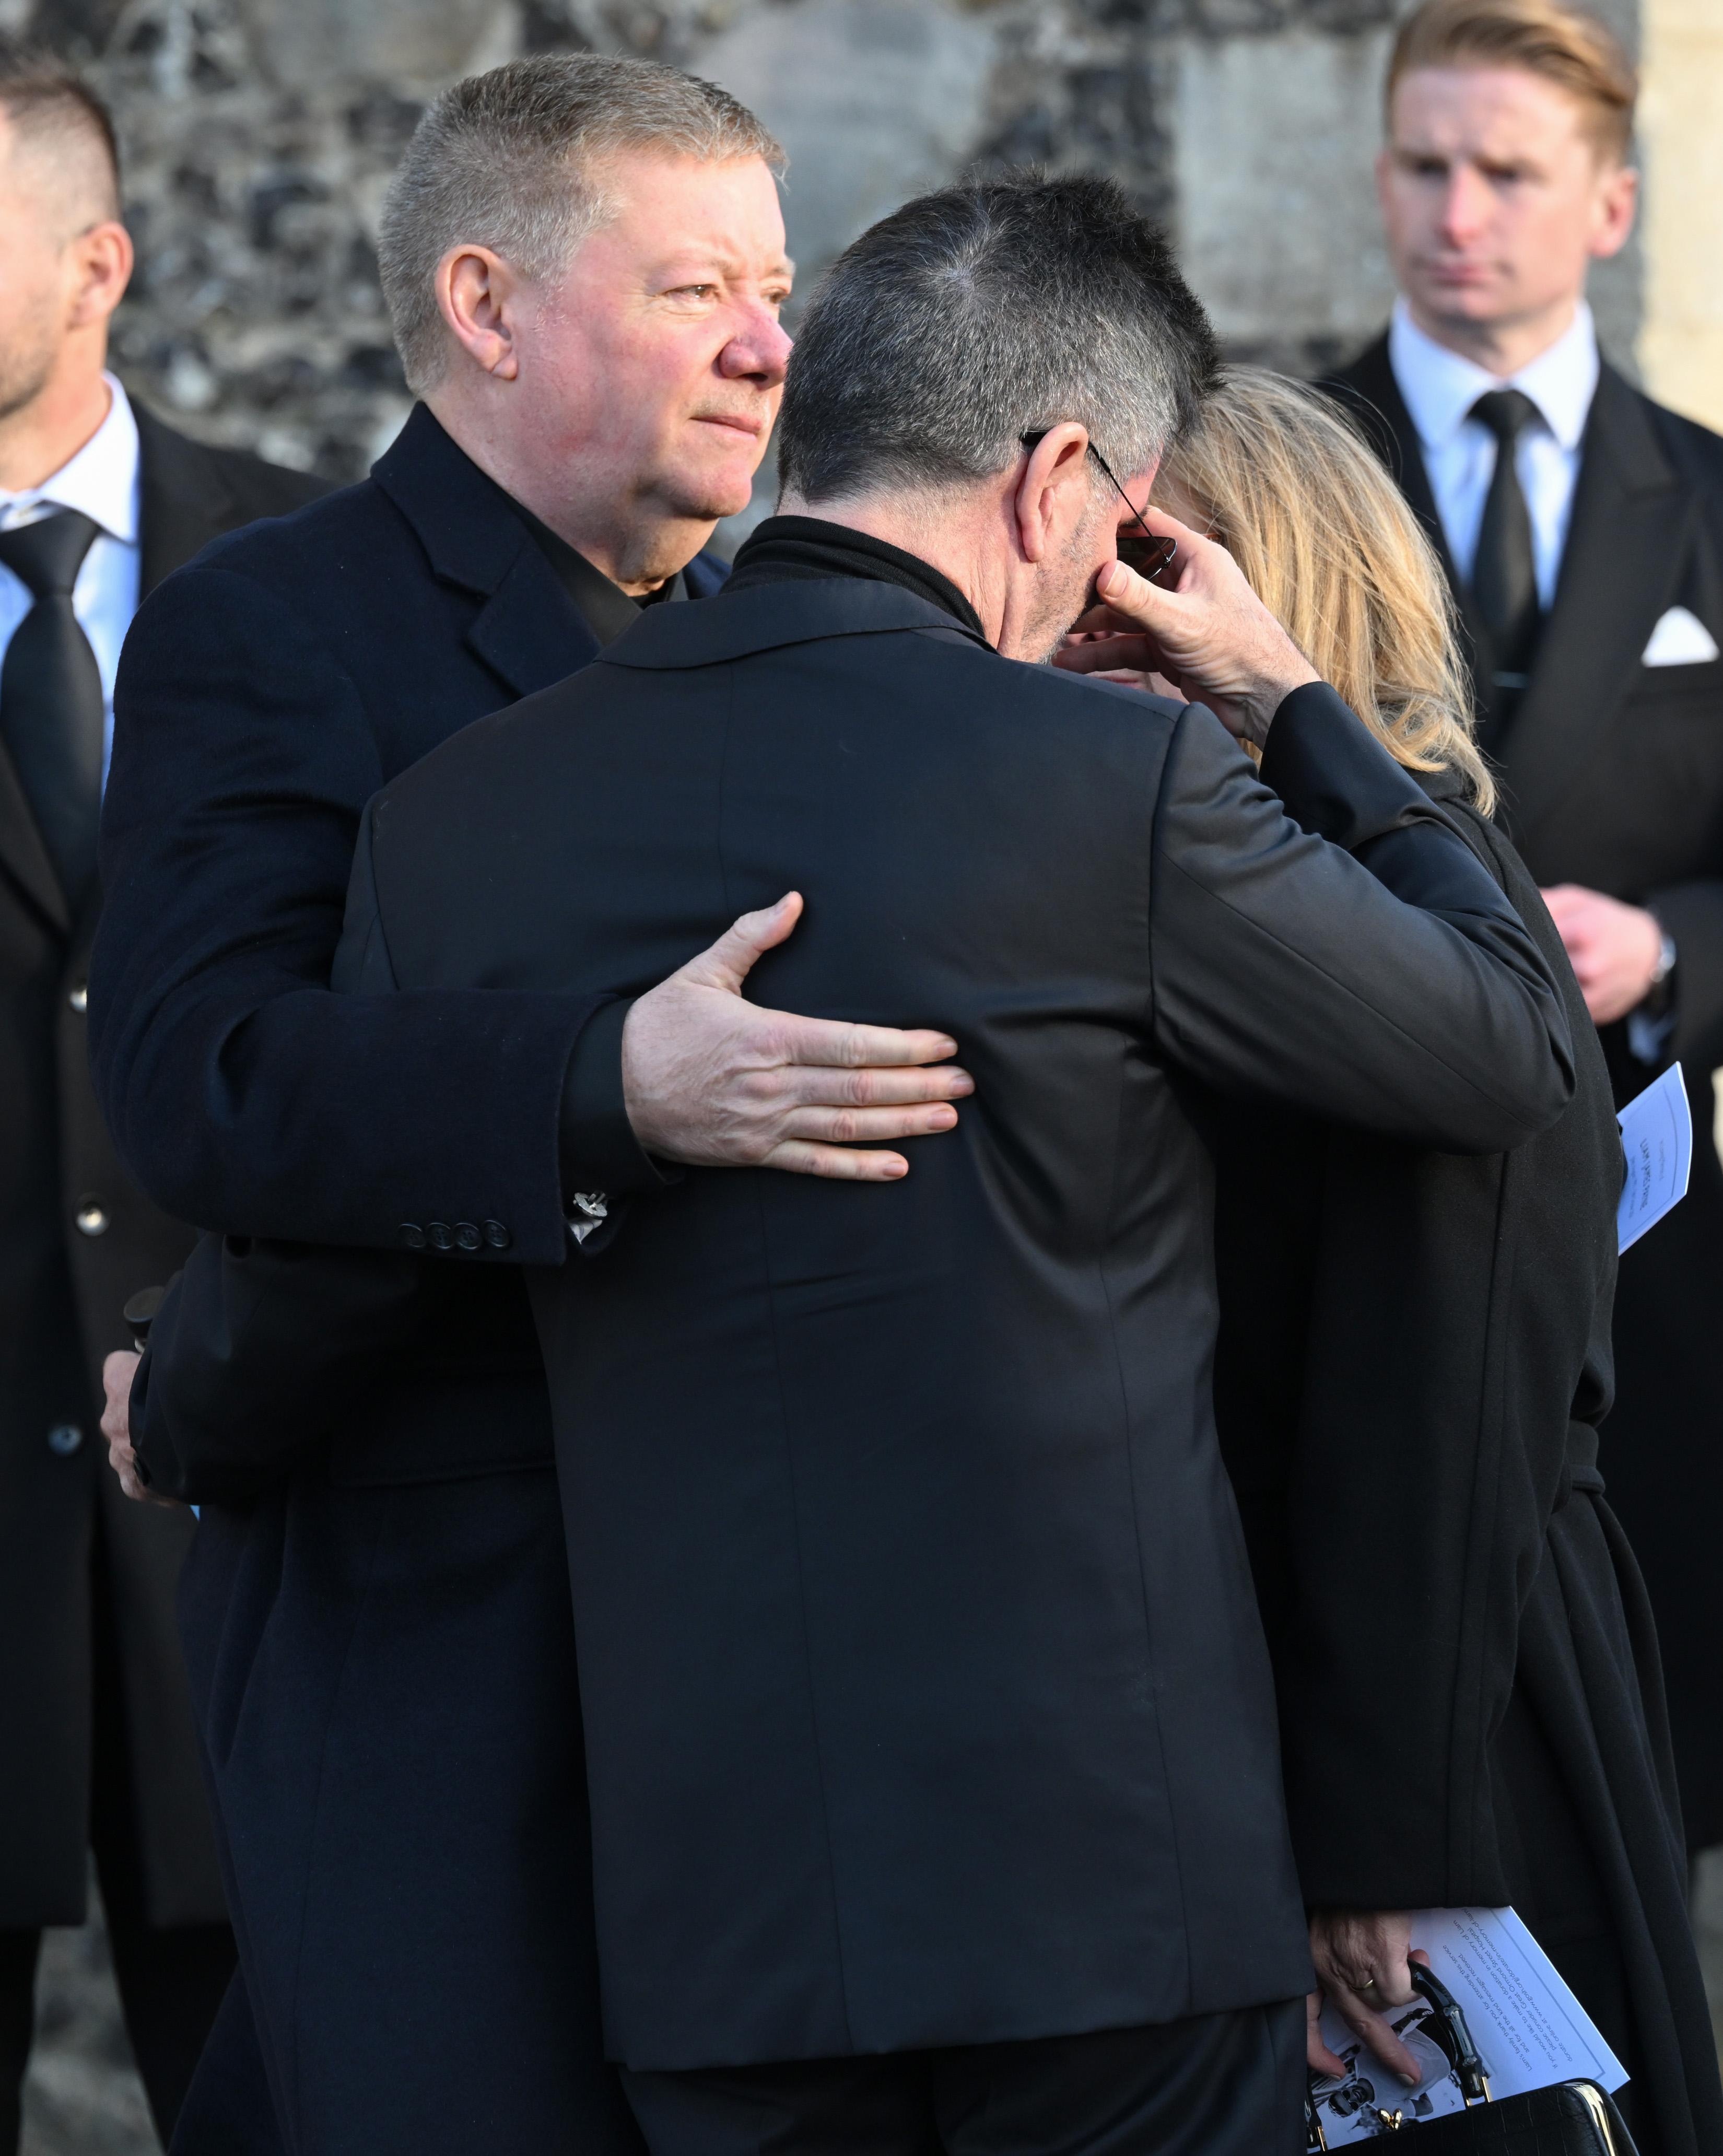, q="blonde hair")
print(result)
[1154,368,1495,818]
[1387,0,1636,163]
